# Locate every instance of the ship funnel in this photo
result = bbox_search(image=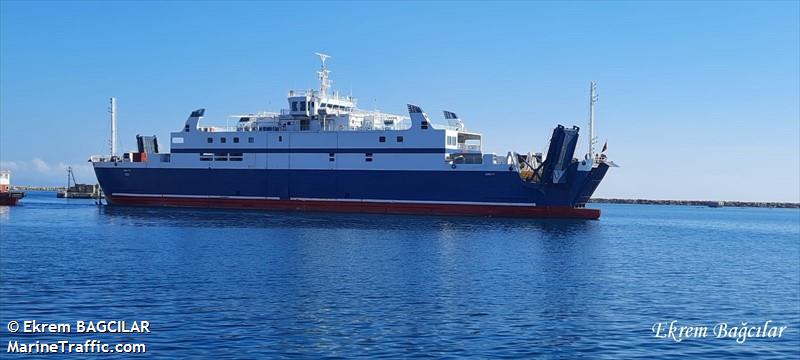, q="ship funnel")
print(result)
[184,108,205,132]
[407,104,431,130]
